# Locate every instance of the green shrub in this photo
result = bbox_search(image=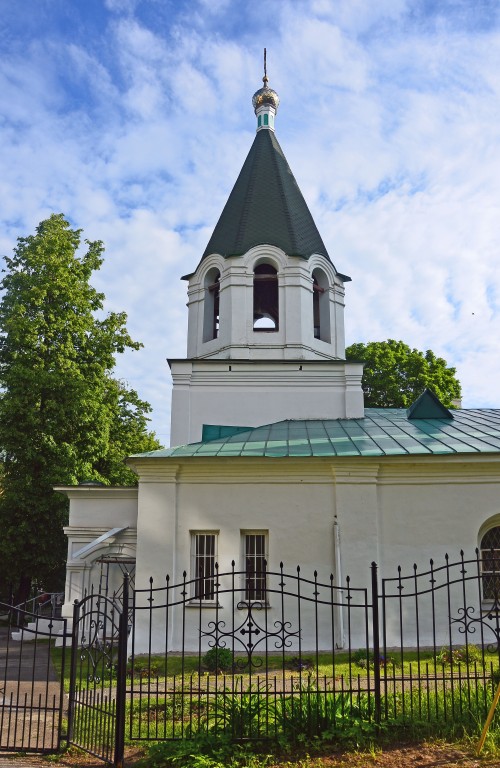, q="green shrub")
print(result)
[352,649,394,669]
[435,645,483,666]
[127,658,162,678]
[202,646,233,673]
[286,656,313,671]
